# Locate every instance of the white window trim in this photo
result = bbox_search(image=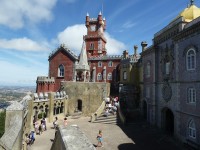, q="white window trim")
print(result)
[98,61,102,67]
[58,64,64,77]
[123,71,127,80]
[107,73,112,80]
[186,49,196,71]
[108,61,113,67]
[187,88,196,103]
[189,120,196,139]
[97,73,102,81]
